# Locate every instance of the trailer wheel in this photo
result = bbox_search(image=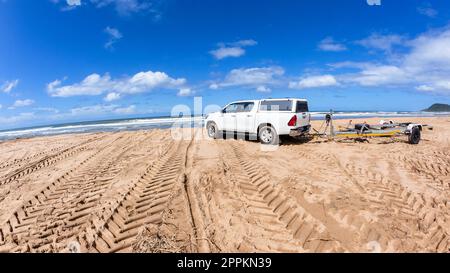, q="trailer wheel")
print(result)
[408,126,421,145]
